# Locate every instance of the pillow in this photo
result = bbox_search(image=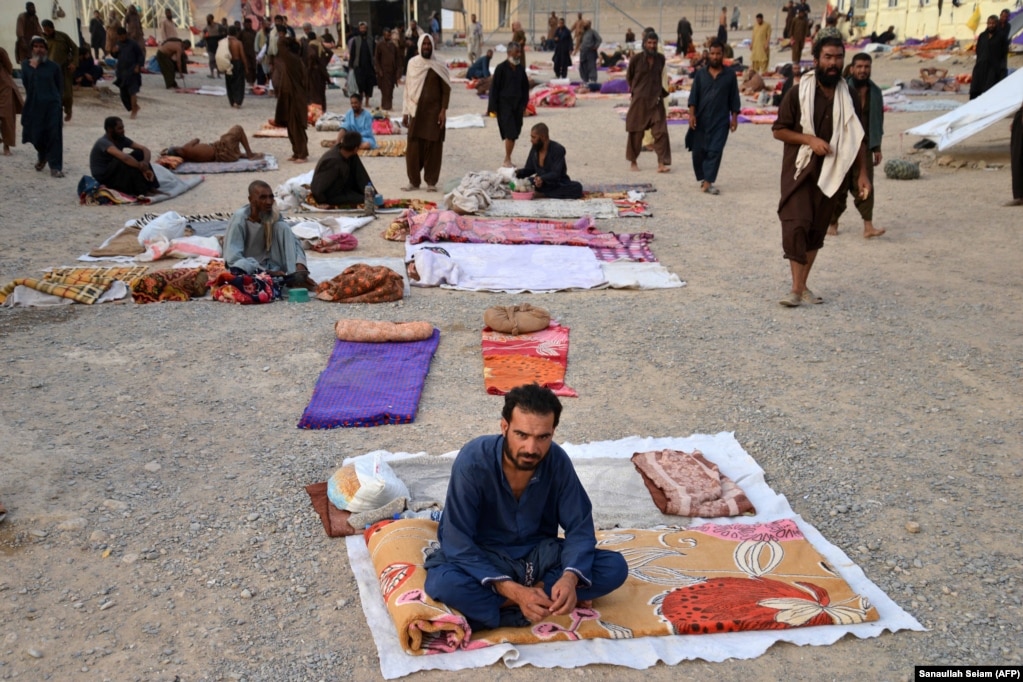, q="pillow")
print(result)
[327,454,410,512]
[483,303,551,335]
